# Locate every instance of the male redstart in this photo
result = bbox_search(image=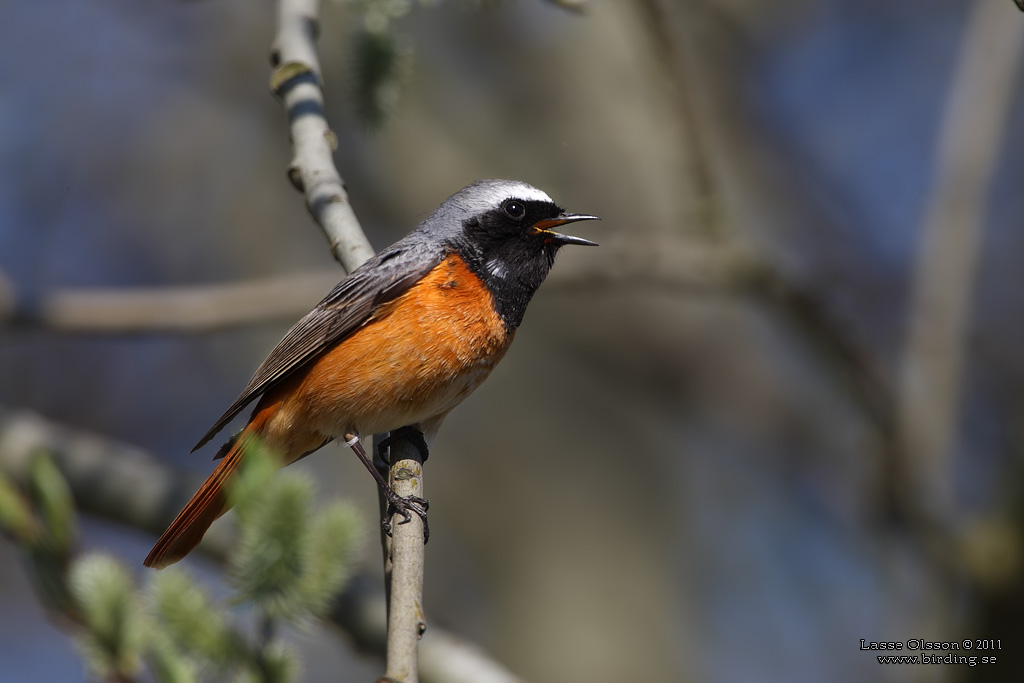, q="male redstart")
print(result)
[144,179,597,568]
